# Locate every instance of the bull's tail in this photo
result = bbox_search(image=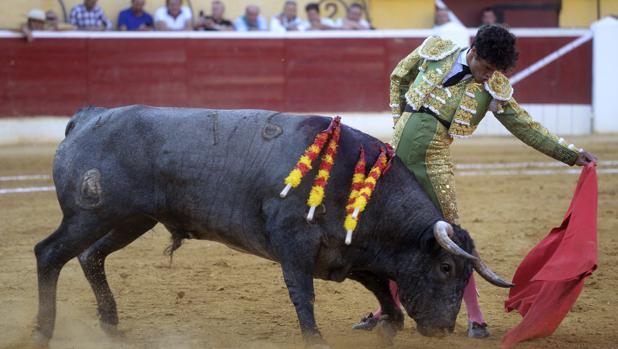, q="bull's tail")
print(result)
[163,226,192,266]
